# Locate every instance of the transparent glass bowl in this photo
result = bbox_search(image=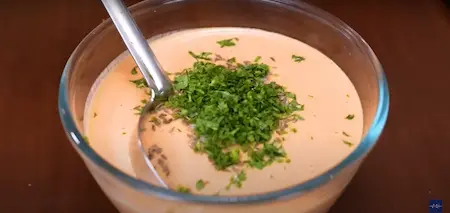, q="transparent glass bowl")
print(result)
[58,0,389,212]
